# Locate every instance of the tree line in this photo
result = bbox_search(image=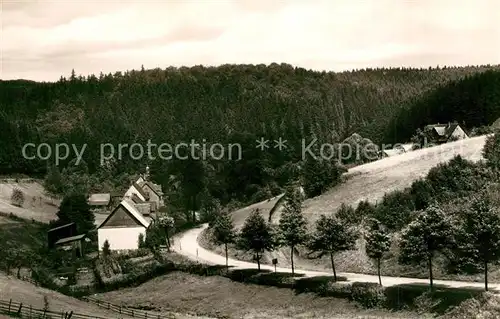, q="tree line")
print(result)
[1,64,498,211]
[209,131,500,291]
